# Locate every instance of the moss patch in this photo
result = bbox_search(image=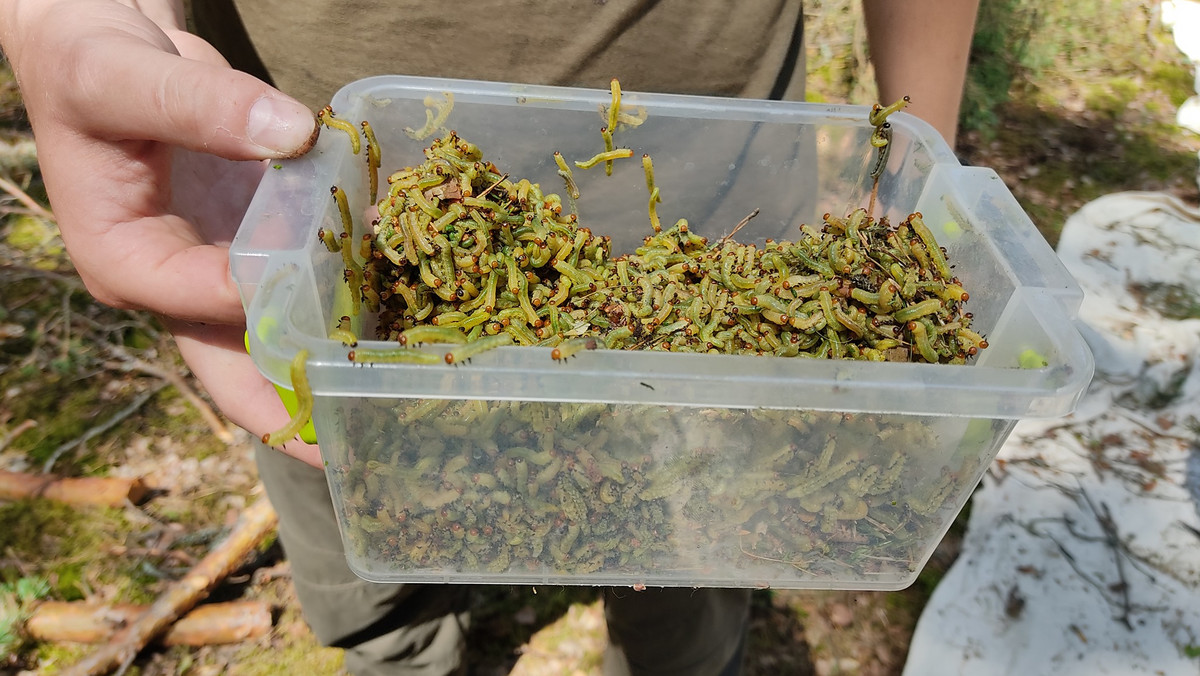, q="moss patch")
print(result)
[228,601,345,676]
[0,500,158,604]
